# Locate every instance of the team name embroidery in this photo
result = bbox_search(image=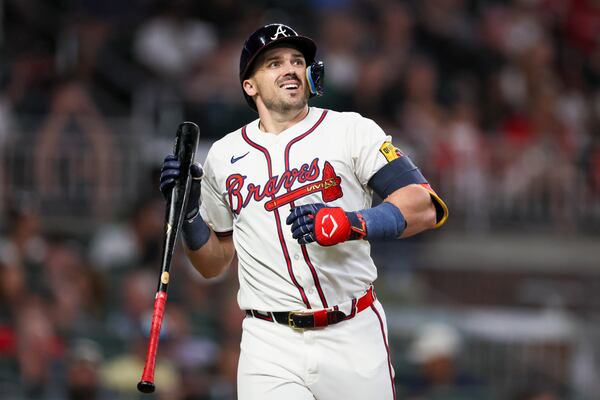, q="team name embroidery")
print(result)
[226,158,320,214]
